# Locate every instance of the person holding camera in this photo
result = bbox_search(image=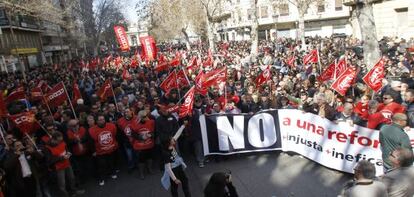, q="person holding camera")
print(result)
[204,171,238,197]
